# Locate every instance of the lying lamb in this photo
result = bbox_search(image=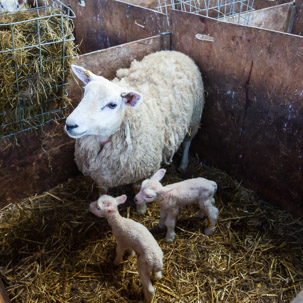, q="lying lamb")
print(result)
[89,194,163,303]
[65,50,204,214]
[135,169,218,242]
